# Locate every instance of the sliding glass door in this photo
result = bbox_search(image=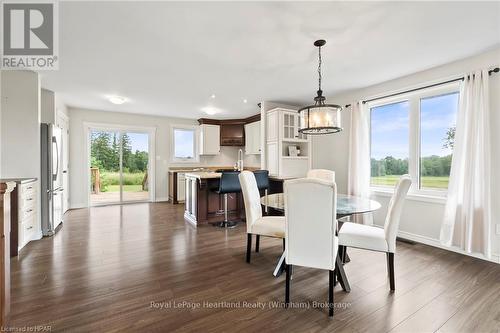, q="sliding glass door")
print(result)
[122,132,149,202]
[90,129,150,206]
